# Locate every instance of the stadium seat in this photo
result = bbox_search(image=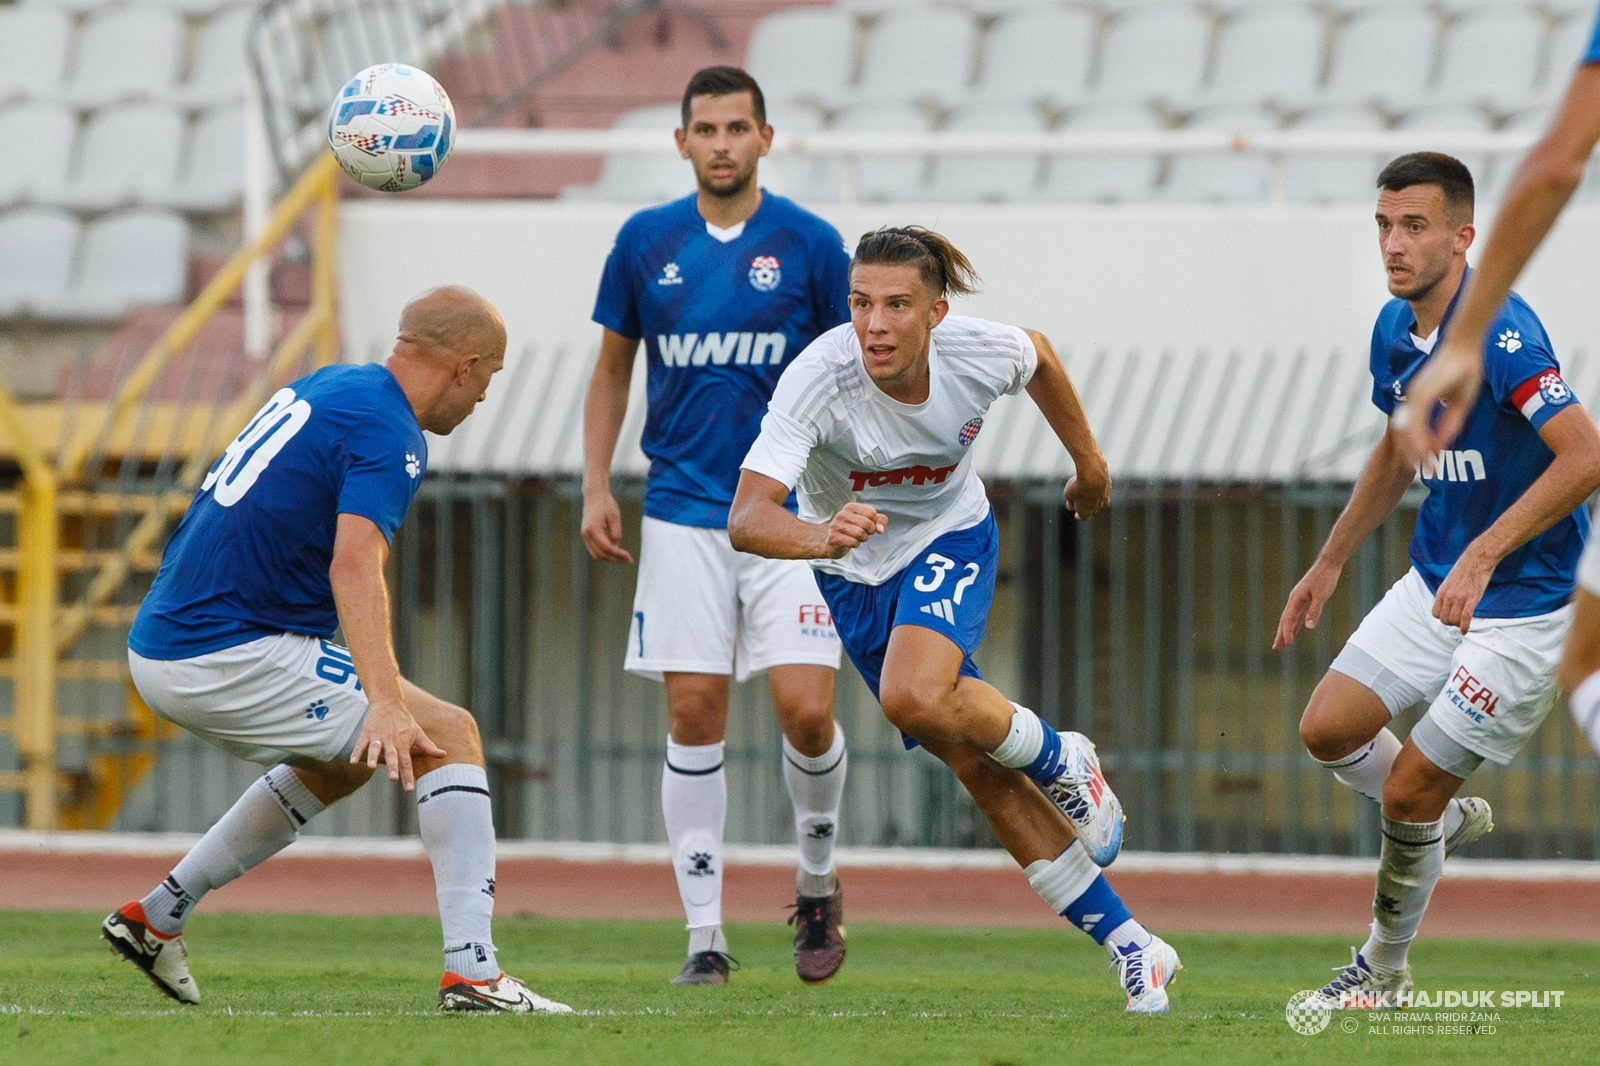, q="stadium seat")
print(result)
[313,6,429,92]
[1434,8,1545,112]
[132,0,250,14]
[0,104,77,207]
[1207,6,1327,107]
[746,8,859,109]
[563,106,693,203]
[1322,5,1442,110]
[854,8,978,107]
[972,8,1097,108]
[1281,104,1386,205]
[0,208,78,317]
[1093,7,1213,107]
[17,0,116,14]
[1037,102,1161,204]
[762,106,835,204]
[69,209,189,318]
[0,6,71,104]
[1396,104,1494,191]
[1541,13,1597,102]
[172,10,254,108]
[48,104,186,211]
[161,106,245,211]
[927,103,1046,203]
[1161,104,1277,203]
[65,10,185,107]
[826,102,935,202]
